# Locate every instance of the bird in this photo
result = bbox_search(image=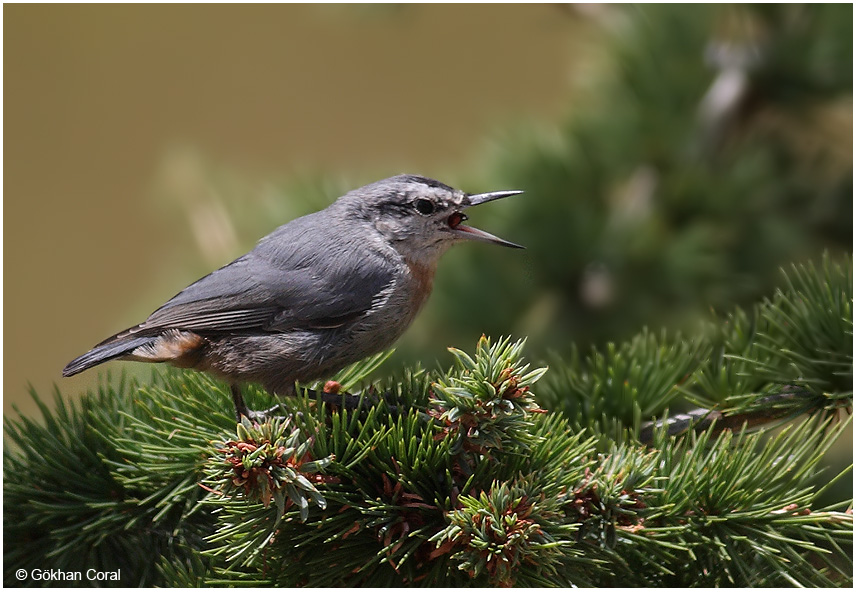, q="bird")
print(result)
[63,174,523,421]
